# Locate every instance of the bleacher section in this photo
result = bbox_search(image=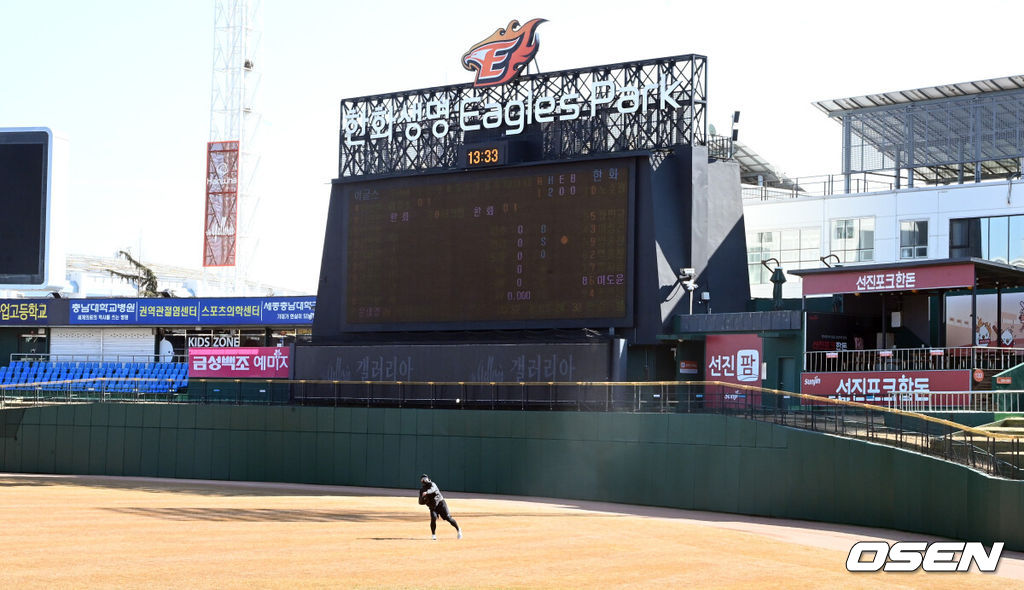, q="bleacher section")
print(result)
[0,361,188,393]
